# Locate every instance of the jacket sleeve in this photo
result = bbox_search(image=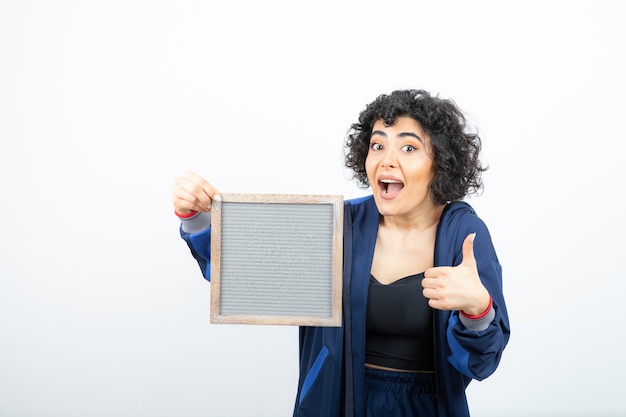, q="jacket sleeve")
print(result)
[179,212,212,281]
[445,215,511,381]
